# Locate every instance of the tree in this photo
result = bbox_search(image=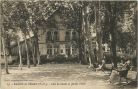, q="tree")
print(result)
[94,2,104,63]
[59,1,102,64]
[1,31,9,74]
[1,1,26,69]
[26,1,61,65]
[1,1,16,74]
[10,1,30,68]
[70,1,92,64]
[17,34,23,69]
[103,1,137,68]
